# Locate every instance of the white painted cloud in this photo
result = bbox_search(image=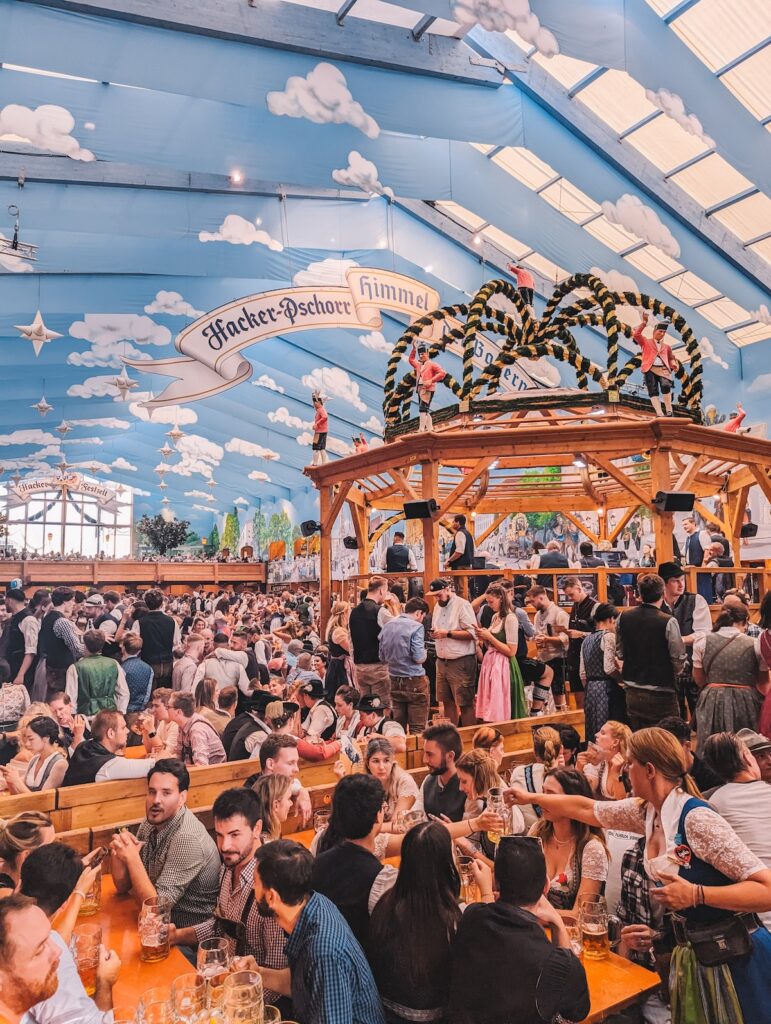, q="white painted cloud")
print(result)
[358,331,391,354]
[199,215,283,251]
[67,375,121,399]
[698,336,729,370]
[267,62,380,138]
[360,415,384,434]
[62,436,103,446]
[0,103,95,161]
[297,431,353,456]
[451,1,559,57]
[601,194,680,258]
[111,457,137,471]
[586,266,642,327]
[253,374,285,394]
[193,504,220,514]
[0,429,58,446]
[225,437,281,460]
[69,417,130,429]
[302,367,366,412]
[748,373,771,394]
[69,313,170,368]
[267,407,313,431]
[128,393,198,425]
[163,434,223,479]
[332,151,393,198]
[234,497,249,506]
[69,341,149,369]
[248,470,272,483]
[644,89,715,148]
[293,258,358,288]
[519,357,561,388]
[751,304,771,325]
[184,489,212,500]
[144,290,204,318]
[0,233,34,273]
[69,460,112,474]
